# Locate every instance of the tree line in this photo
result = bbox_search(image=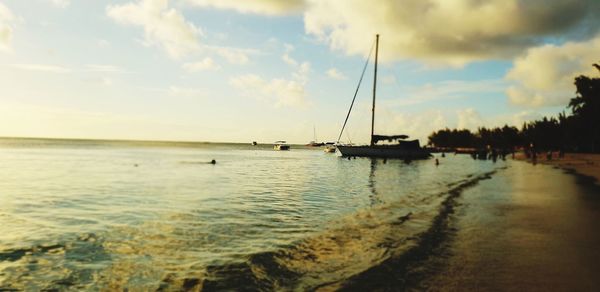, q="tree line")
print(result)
[428,64,600,153]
